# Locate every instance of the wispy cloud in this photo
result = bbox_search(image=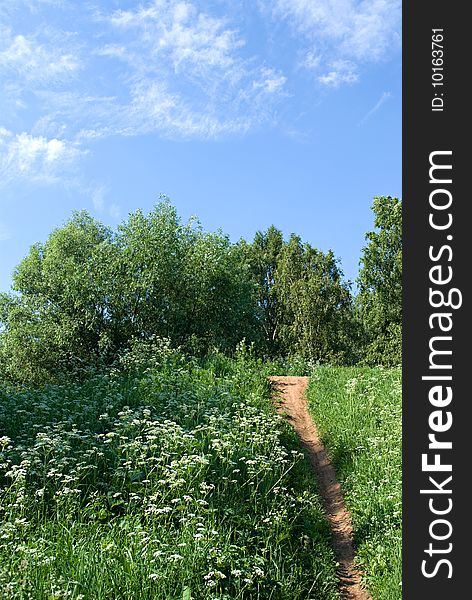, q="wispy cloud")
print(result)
[88,184,120,220]
[0,27,81,84]
[317,60,358,88]
[264,0,401,86]
[109,0,243,72]
[91,184,106,212]
[98,0,288,138]
[1,0,288,159]
[0,23,84,146]
[0,0,400,191]
[358,90,392,125]
[0,127,83,186]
